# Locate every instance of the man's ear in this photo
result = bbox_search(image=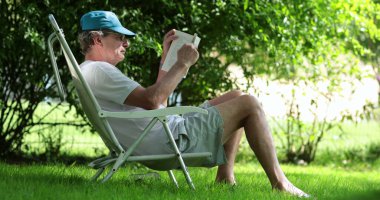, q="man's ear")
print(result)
[93,35,103,46]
